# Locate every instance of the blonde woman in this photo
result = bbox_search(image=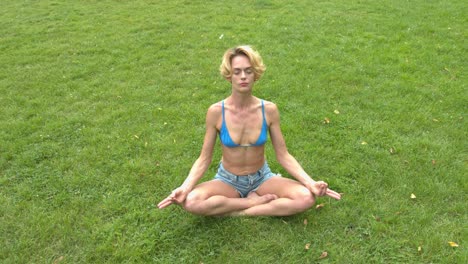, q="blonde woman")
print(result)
[158,45,341,216]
